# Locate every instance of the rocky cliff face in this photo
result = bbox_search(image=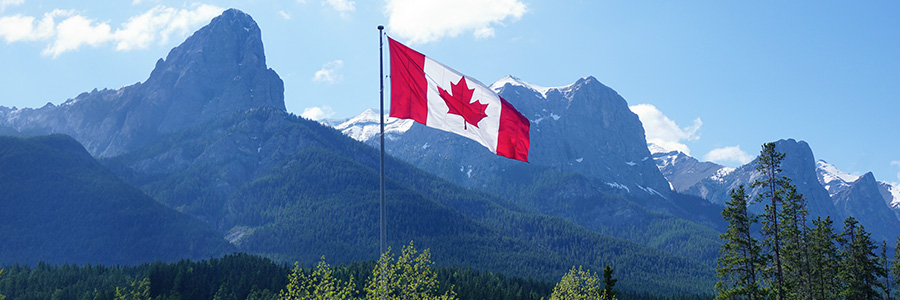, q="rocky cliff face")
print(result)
[0,9,284,157]
[653,149,727,193]
[685,139,839,218]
